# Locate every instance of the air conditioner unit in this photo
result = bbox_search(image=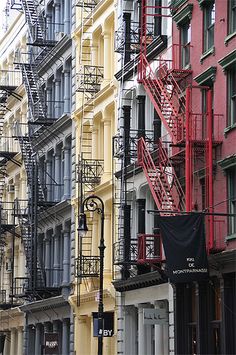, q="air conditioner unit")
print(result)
[7,184,15,193]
